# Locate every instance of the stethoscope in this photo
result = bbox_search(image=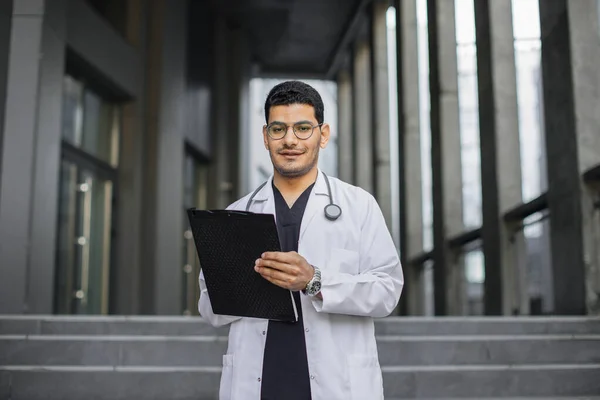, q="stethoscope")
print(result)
[245,172,342,221]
